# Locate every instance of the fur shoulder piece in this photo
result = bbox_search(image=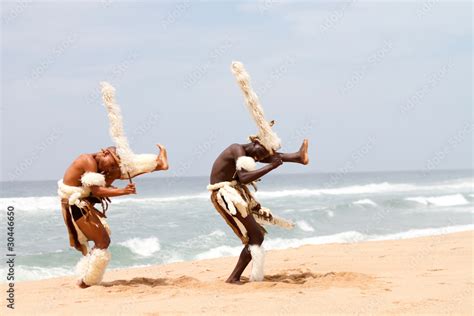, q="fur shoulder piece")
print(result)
[236,156,257,171]
[81,172,106,187]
